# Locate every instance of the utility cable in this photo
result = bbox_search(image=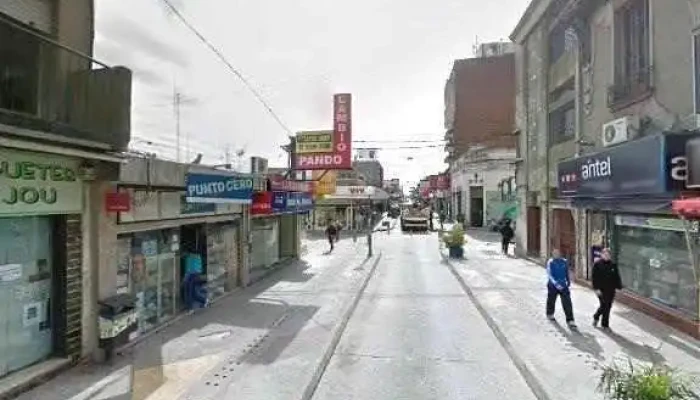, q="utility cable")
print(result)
[158,0,294,136]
